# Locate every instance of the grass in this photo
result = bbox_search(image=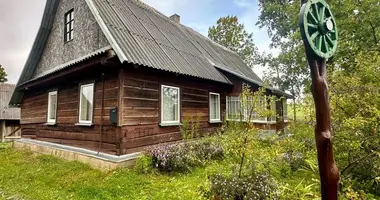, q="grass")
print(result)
[0,143,231,200]
[0,124,324,200]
